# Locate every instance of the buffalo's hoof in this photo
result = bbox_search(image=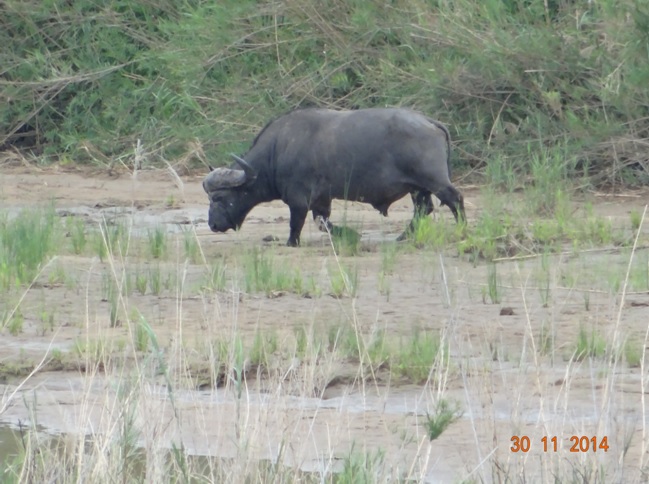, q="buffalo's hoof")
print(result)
[396,231,409,242]
[286,238,300,247]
